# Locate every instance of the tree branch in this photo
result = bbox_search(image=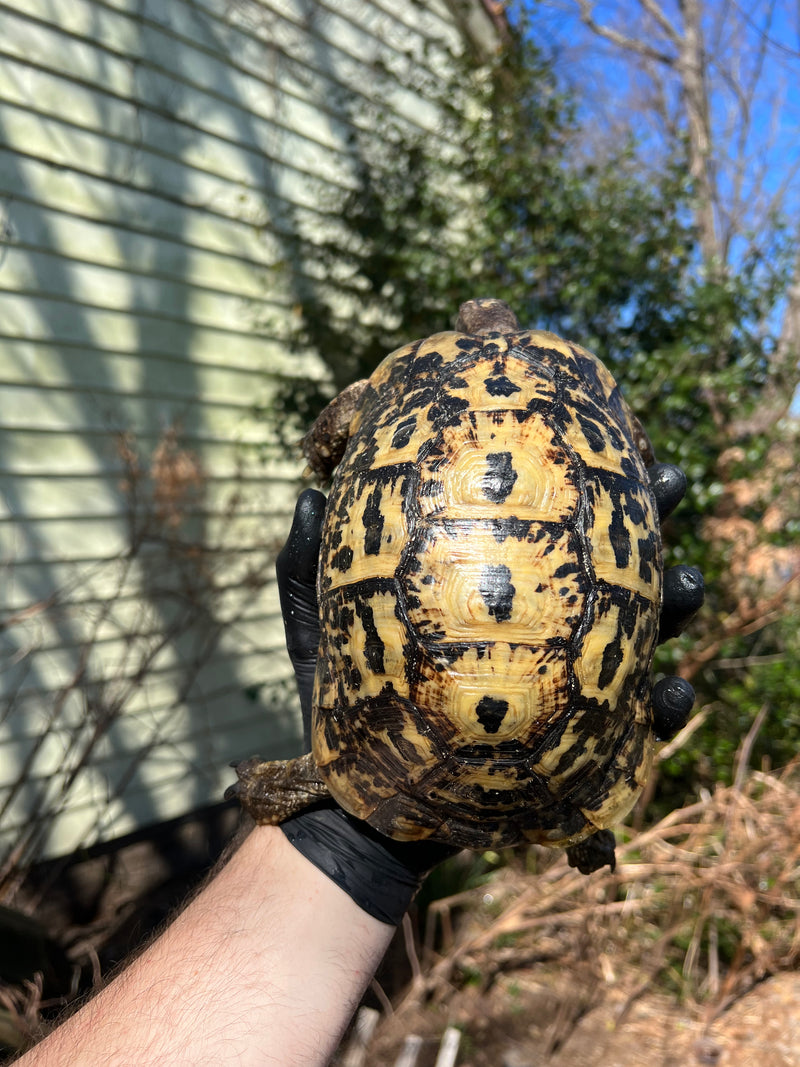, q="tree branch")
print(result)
[639,0,681,45]
[575,0,676,64]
